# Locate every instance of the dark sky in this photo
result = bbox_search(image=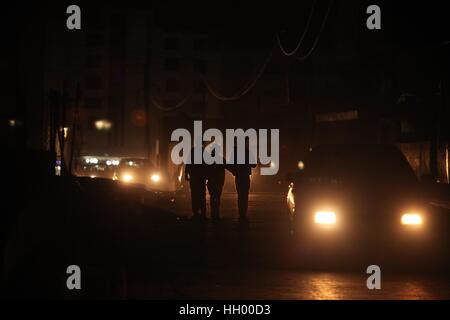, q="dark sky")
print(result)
[2,0,448,48]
